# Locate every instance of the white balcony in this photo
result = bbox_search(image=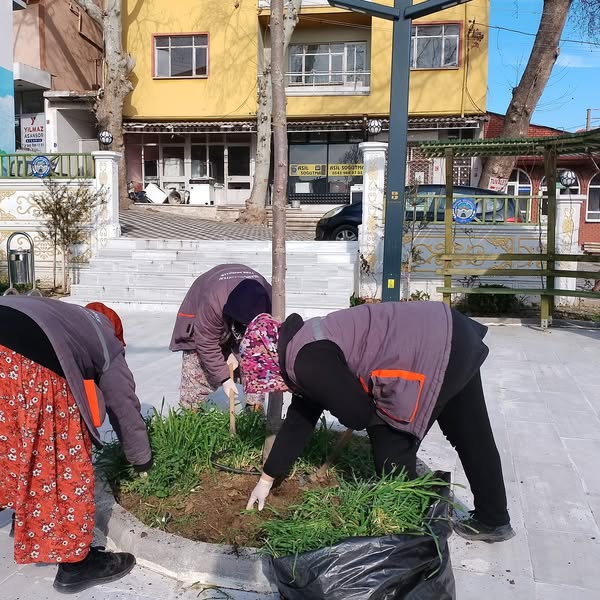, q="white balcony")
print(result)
[285,70,370,96]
